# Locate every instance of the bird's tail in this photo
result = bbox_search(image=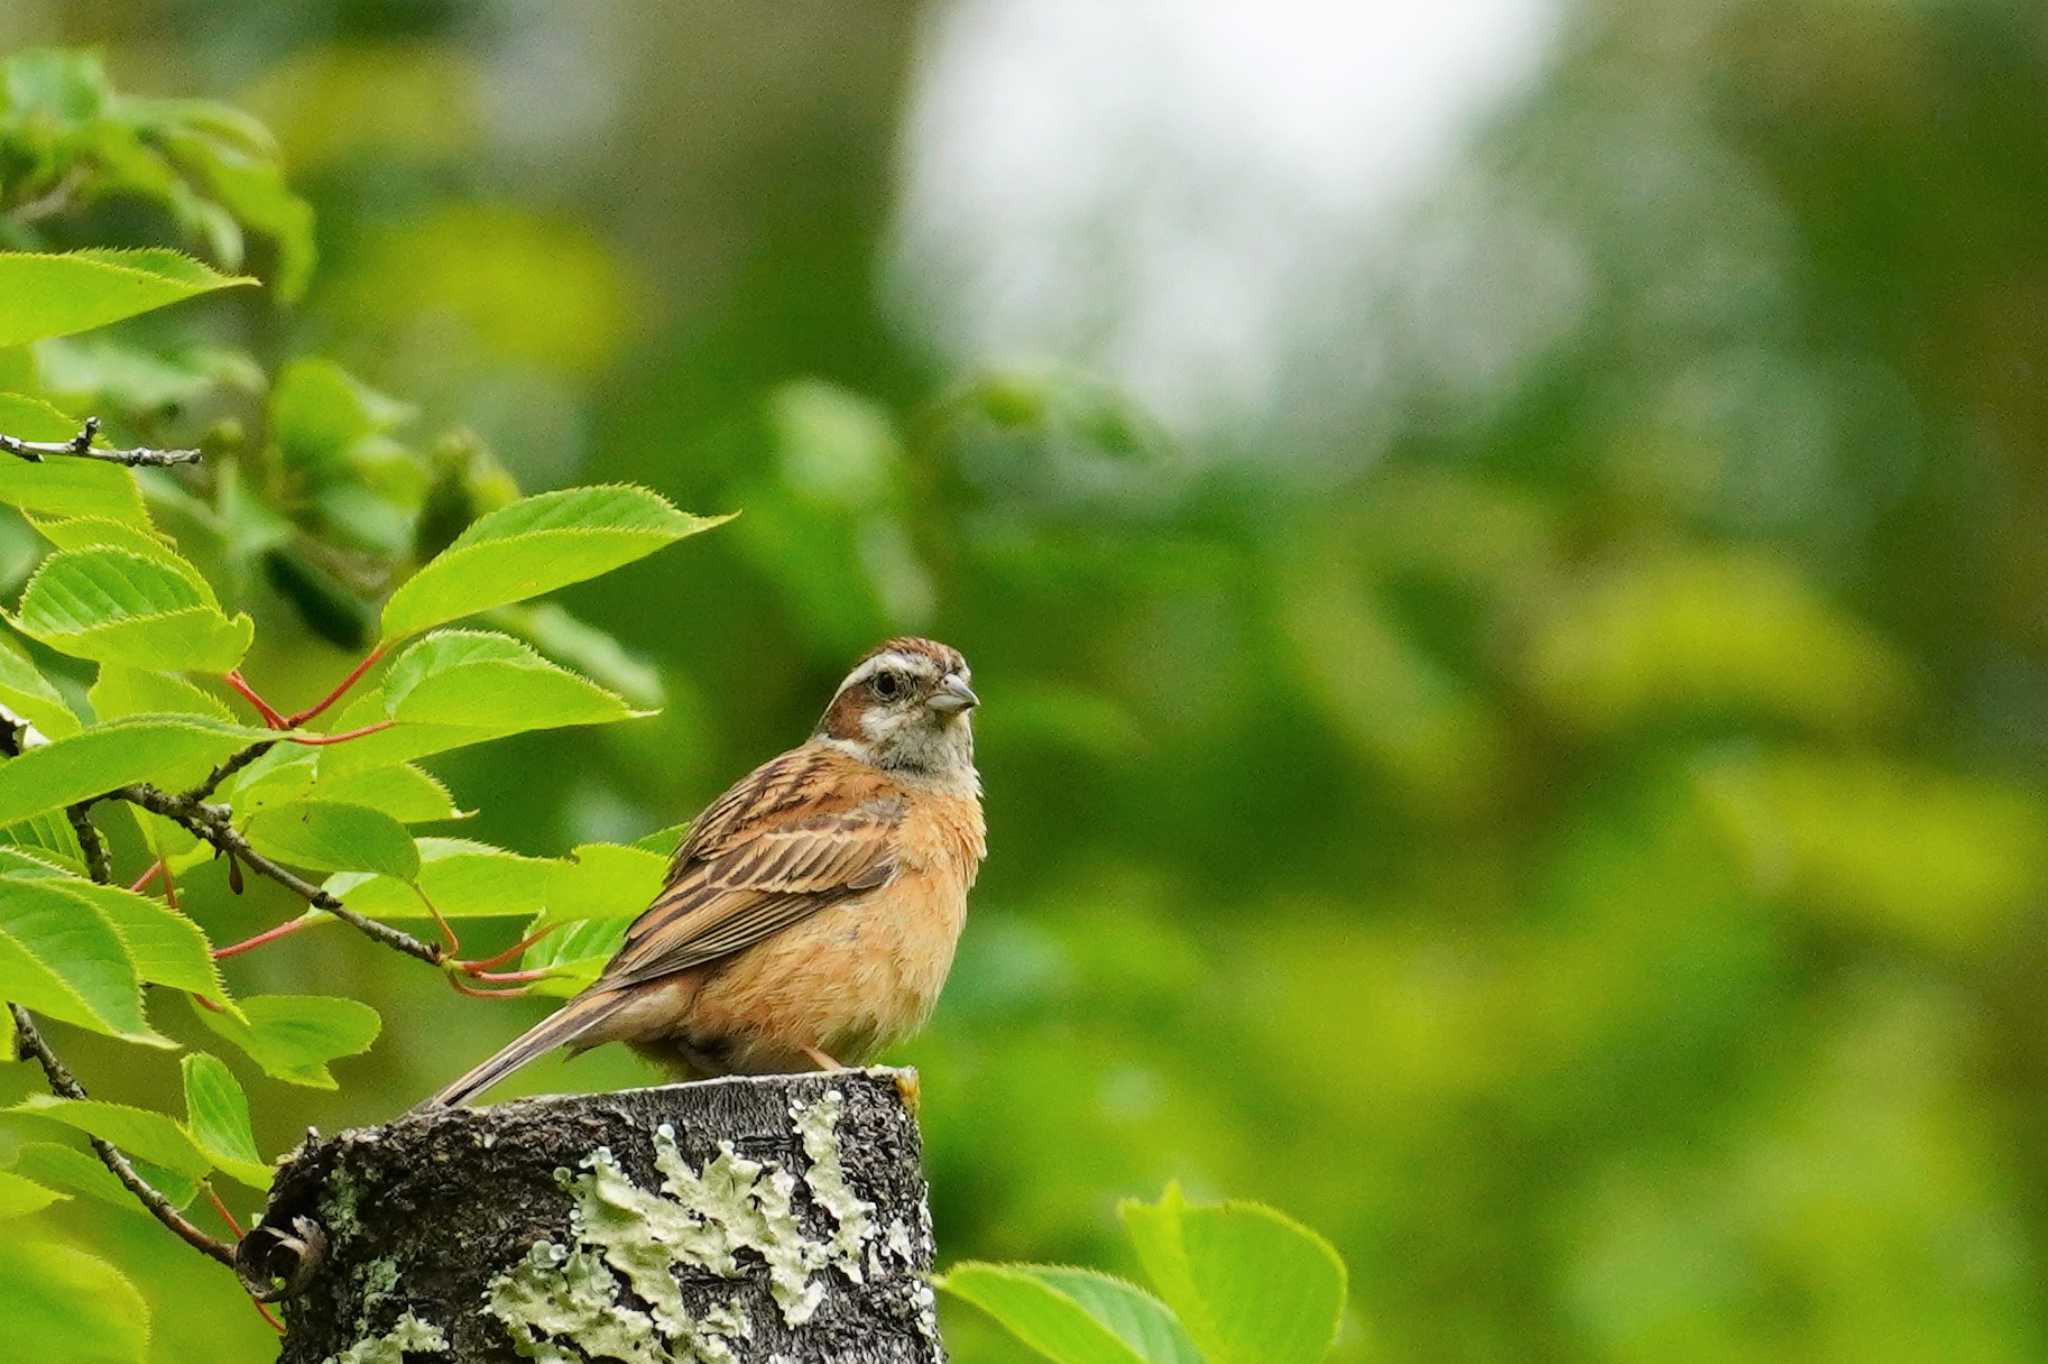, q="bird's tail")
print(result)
[414,990,626,1111]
